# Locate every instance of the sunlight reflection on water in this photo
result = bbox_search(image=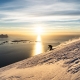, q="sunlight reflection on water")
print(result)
[32,35,43,55]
